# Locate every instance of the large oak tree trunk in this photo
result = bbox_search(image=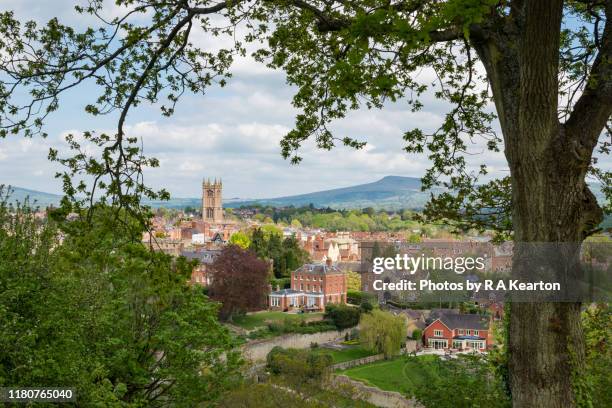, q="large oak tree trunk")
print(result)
[472,1,605,406]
